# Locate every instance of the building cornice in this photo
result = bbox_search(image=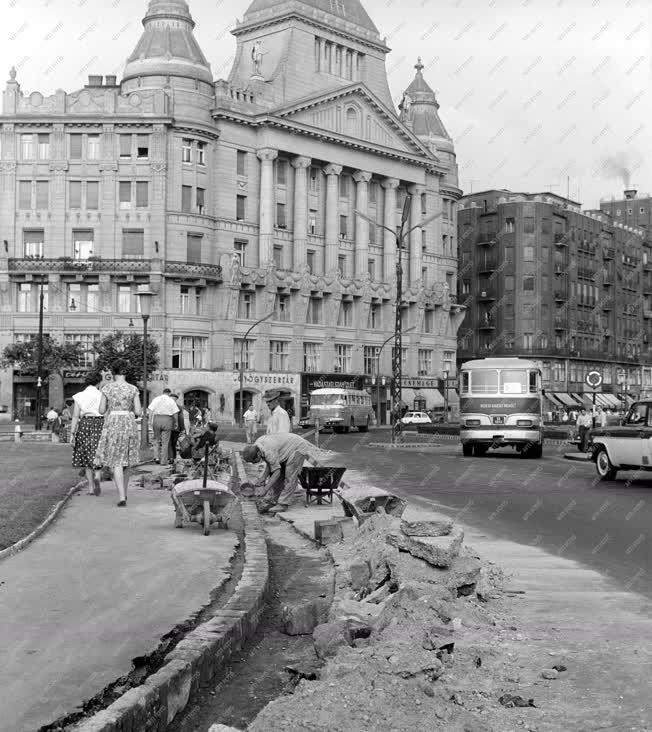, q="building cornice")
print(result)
[0,116,174,127]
